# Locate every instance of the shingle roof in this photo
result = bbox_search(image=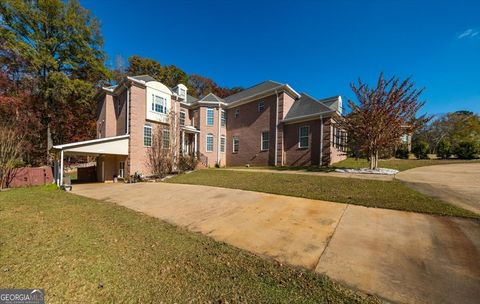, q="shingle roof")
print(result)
[199,93,225,103]
[224,80,284,103]
[283,94,334,121]
[129,75,157,82]
[185,94,198,104]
